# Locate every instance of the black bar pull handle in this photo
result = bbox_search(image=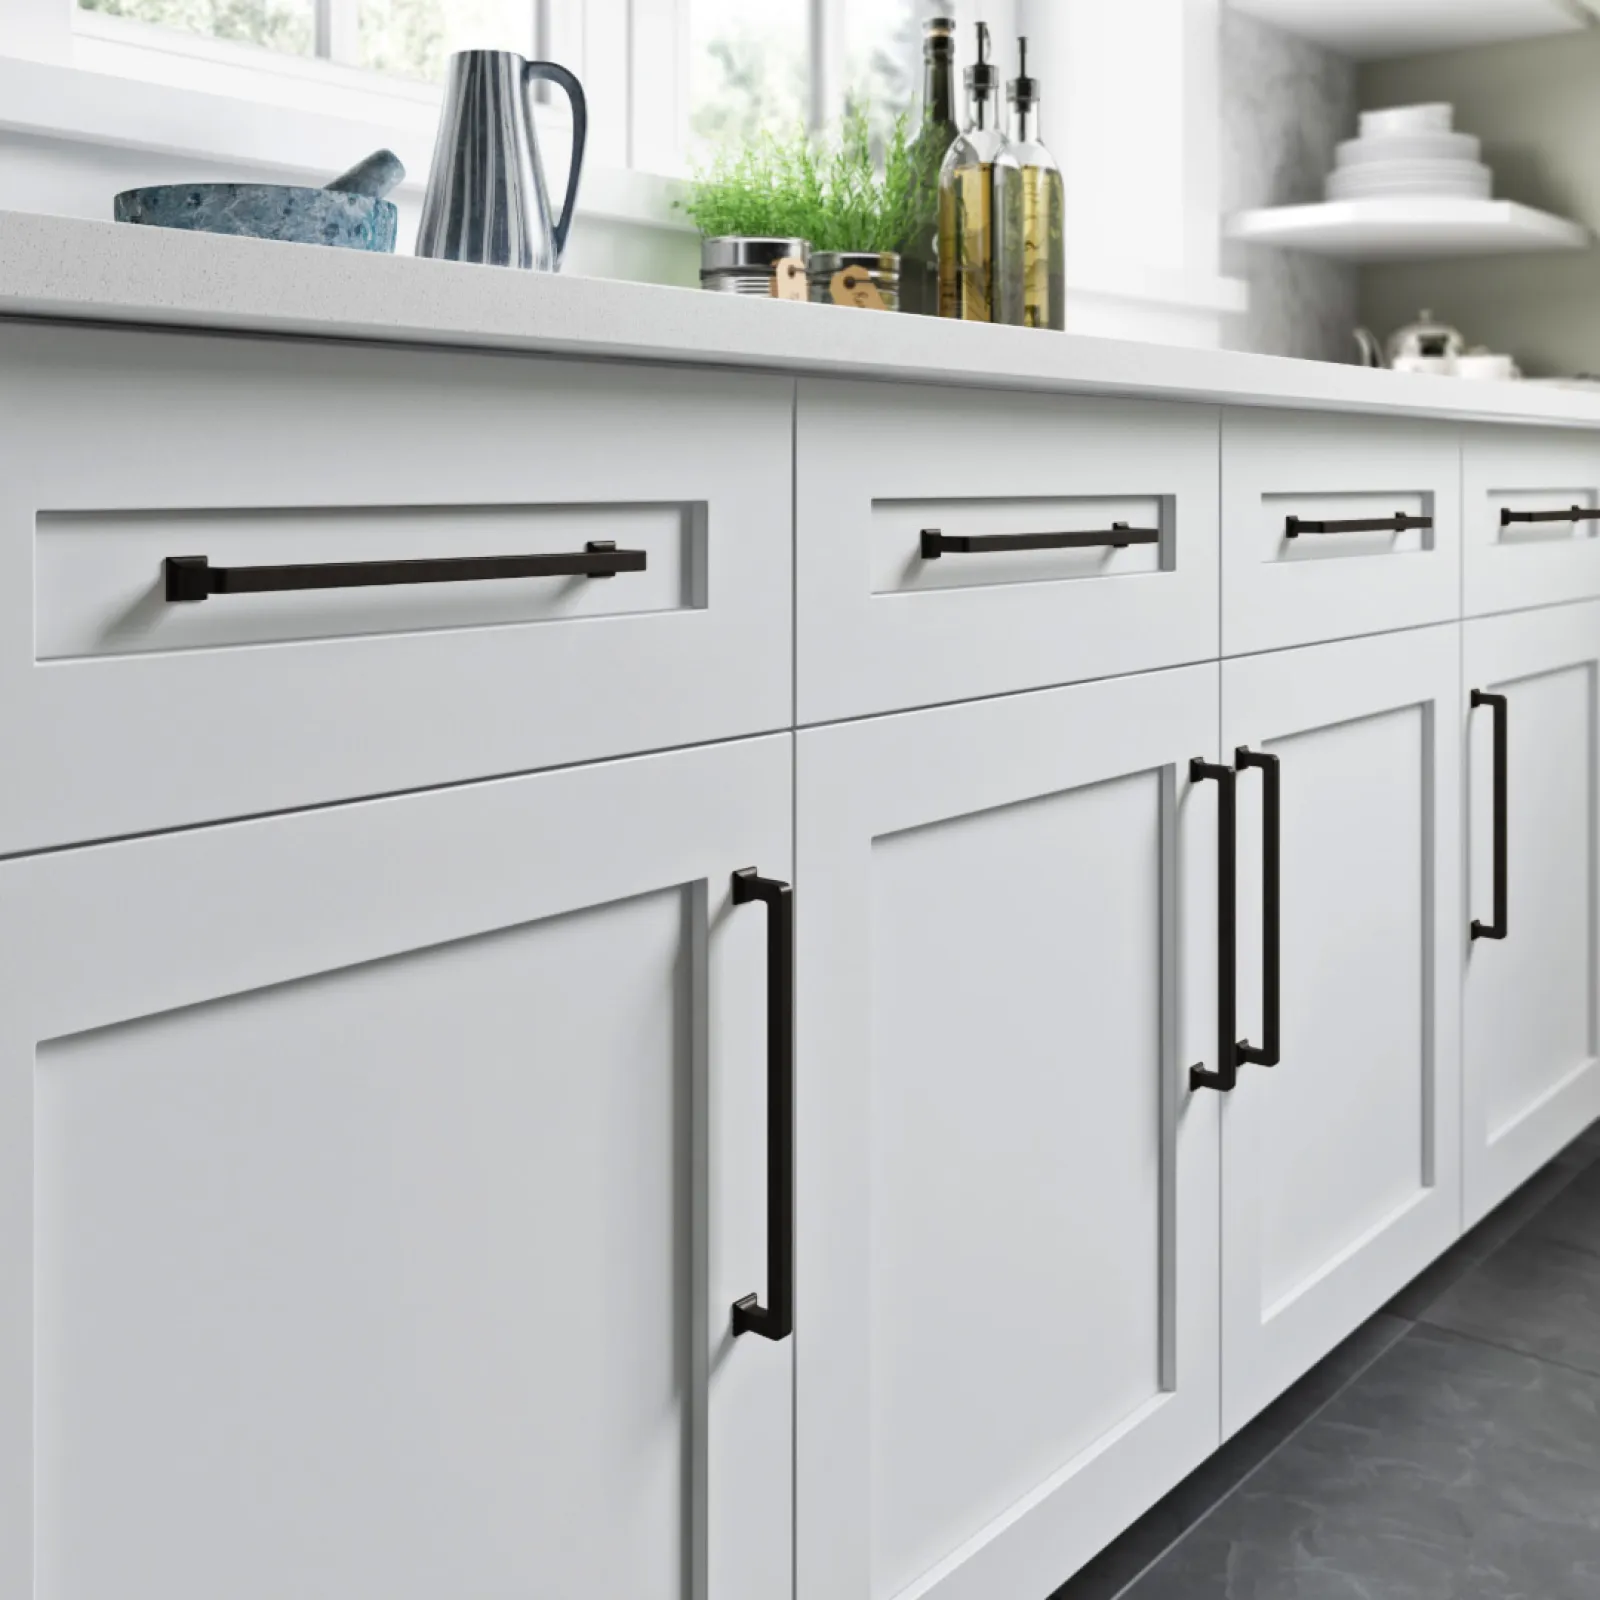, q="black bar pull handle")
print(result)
[1501,504,1600,526]
[1189,758,1239,1093]
[1284,512,1432,539]
[920,522,1160,559]
[731,867,795,1342]
[1235,748,1281,1068]
[165,540,646,602]
[1471,689,1509,942]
